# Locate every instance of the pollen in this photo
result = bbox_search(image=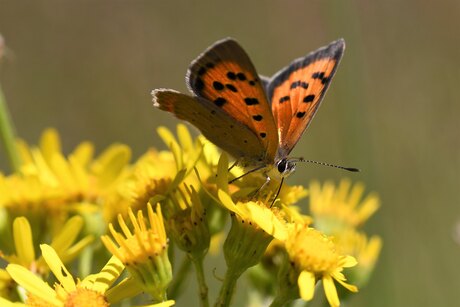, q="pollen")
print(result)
[286,224,339,273]
[65,288,109,307]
